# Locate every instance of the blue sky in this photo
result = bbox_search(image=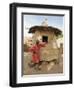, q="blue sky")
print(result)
[23,14,64,37]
